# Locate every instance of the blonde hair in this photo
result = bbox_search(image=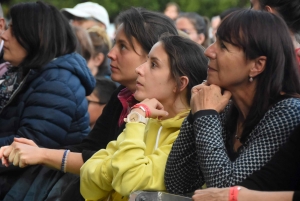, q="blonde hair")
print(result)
[87,26,111,58]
